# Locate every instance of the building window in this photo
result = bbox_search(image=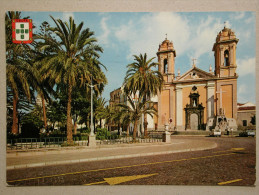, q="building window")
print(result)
[224,50,230,66]
[243,120,247,126]
[164,59,168,73]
